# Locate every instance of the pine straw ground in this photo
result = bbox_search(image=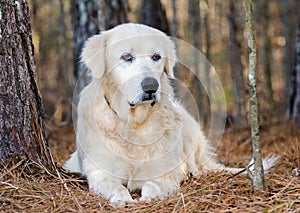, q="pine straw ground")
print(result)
[1,124,299,212]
